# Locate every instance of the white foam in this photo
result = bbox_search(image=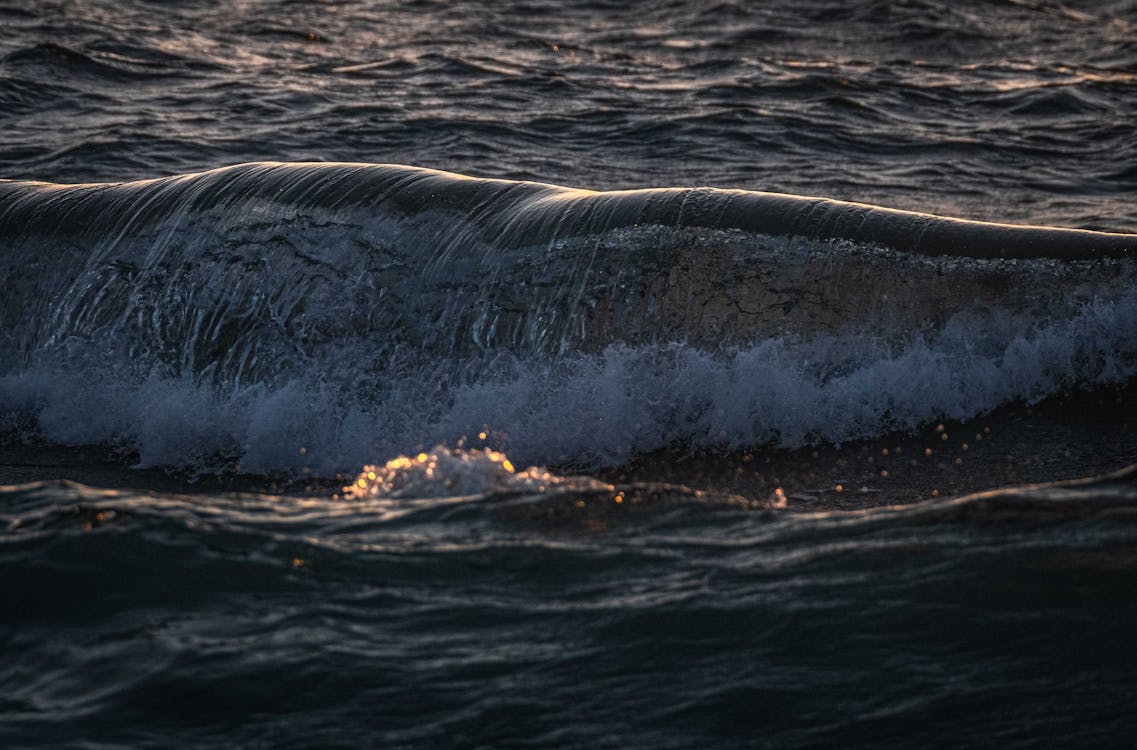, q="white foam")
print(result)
[344,445,608,500]
[2,285,1135,475]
